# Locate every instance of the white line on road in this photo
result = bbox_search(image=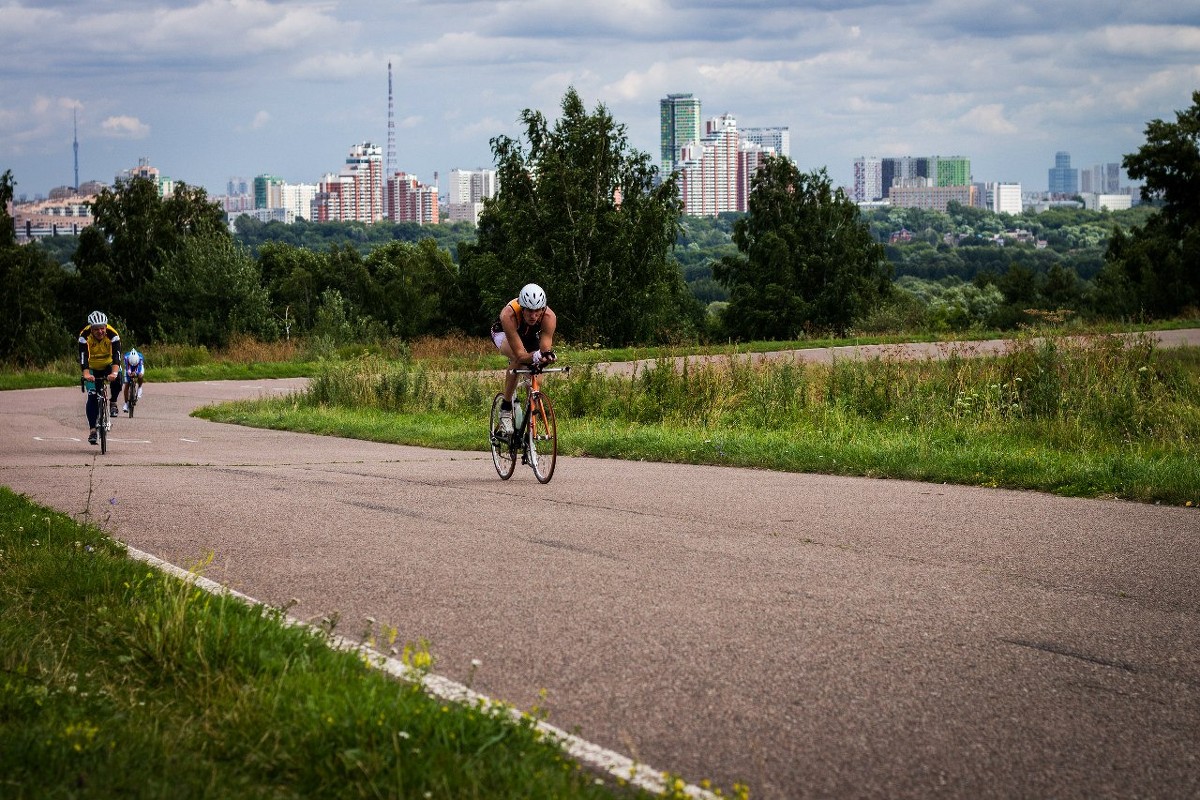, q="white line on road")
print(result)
[180,438,199,443]
[125,544,718,799]
[34,436,82,442]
